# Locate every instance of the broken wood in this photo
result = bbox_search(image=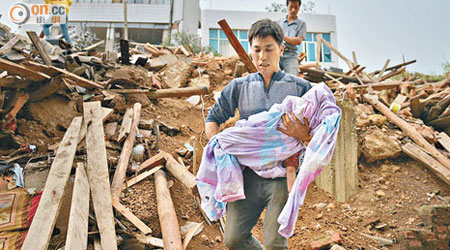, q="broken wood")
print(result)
[0,36,20,55]
[112,200,152,235]
[183,222,203,250]
[118,107,133,143]
[83,102,117,250]
[27,31,52,66]
[28,75,65,102]
[164,152,196,189]
[65,163,90,250]
[22,117,82,250]
[359,233,393,246]
[136,151,167,173]
[124,165,163,189]
[111,103,142,201]
[6,92,29,119]
[49,65,104,89]
[402,142,450,185]
[438,132,450,153]
[376,59,390,82]
[0,58,50,81]
[109,86,210,99]
[218,19,257,73]
[83,40,105,51]
[155,170,183,250]
[363,94,450,170]
[318,37,354,69]
[371,60,417,75]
